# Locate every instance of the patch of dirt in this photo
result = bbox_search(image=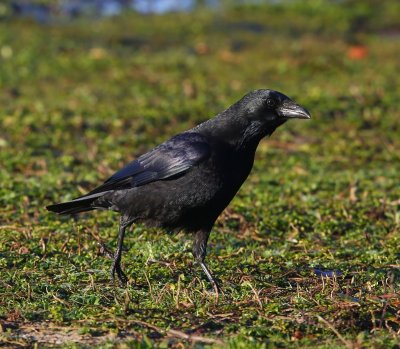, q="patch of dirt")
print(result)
[0,321,128,347]
[0,320,223,347]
